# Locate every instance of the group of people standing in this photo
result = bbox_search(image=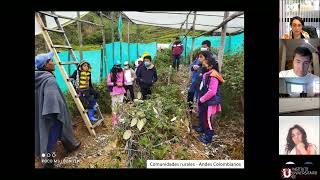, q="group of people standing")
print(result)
[35,50,158,168]
[106,53,158,125]
[35,37,226,168]
[184,40,224,145]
